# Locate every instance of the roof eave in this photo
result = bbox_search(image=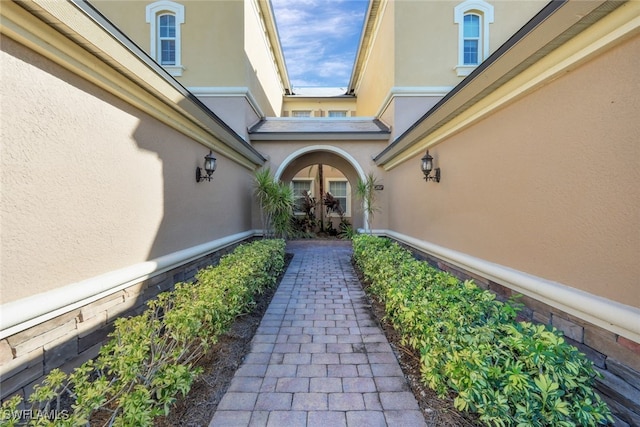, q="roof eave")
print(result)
[347,0,382,95]
[249,132,390,141]
[259,0,293,95]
